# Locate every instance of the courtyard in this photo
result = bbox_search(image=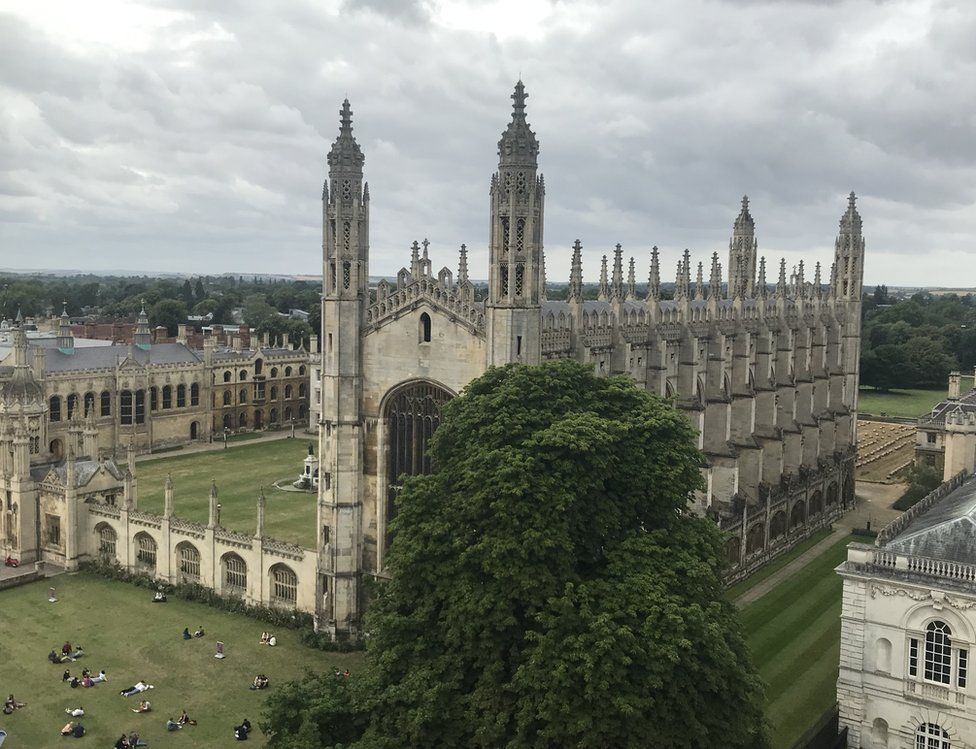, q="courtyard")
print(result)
[136,438,318,548]
[0,573,363,748]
